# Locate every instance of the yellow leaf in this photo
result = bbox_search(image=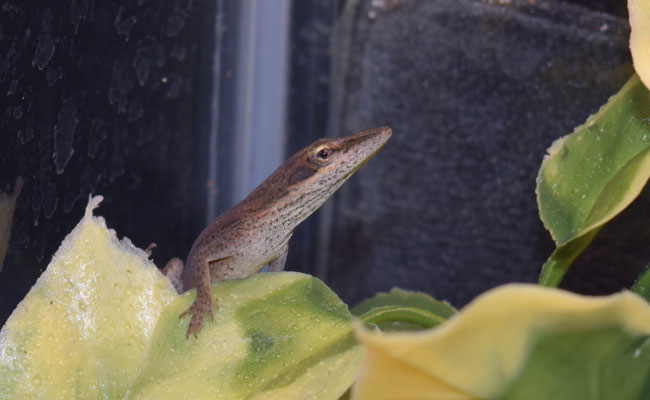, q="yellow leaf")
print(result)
[0,196,177,399]
[125,273,362,400]
[629,0,650,89]
[352,284,650,400]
